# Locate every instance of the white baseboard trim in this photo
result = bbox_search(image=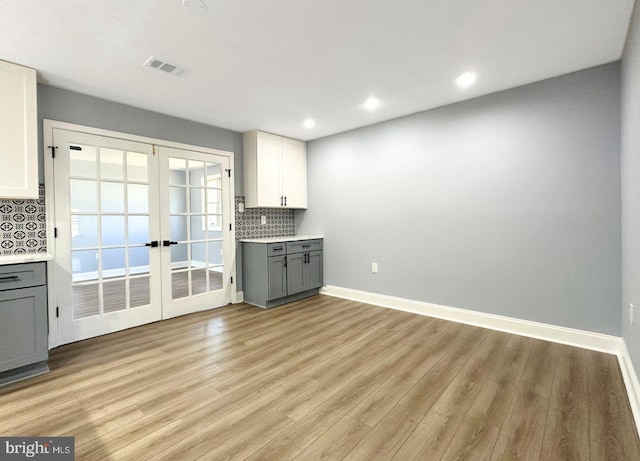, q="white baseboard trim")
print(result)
[322,284,640,440]
[320,285,622,355]
[619,341,640,437]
